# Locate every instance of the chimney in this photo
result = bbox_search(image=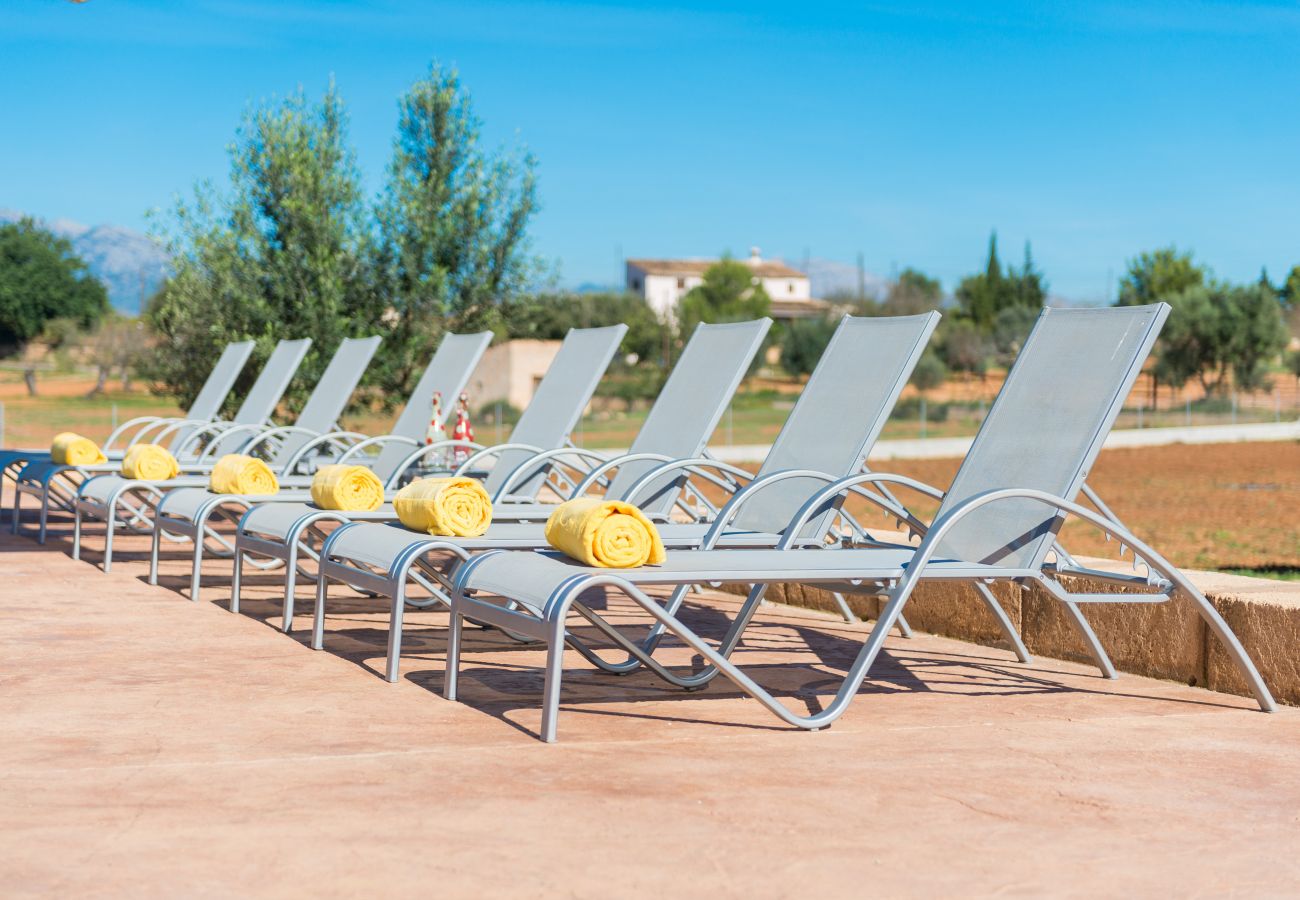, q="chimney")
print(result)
[748,246,762,266]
